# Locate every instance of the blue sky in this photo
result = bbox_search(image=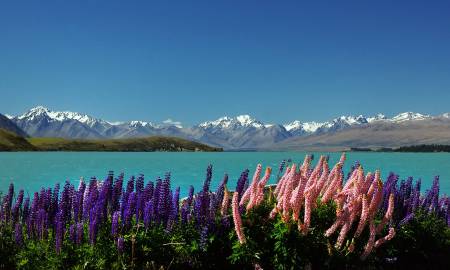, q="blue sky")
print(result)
[0,0,449,125]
